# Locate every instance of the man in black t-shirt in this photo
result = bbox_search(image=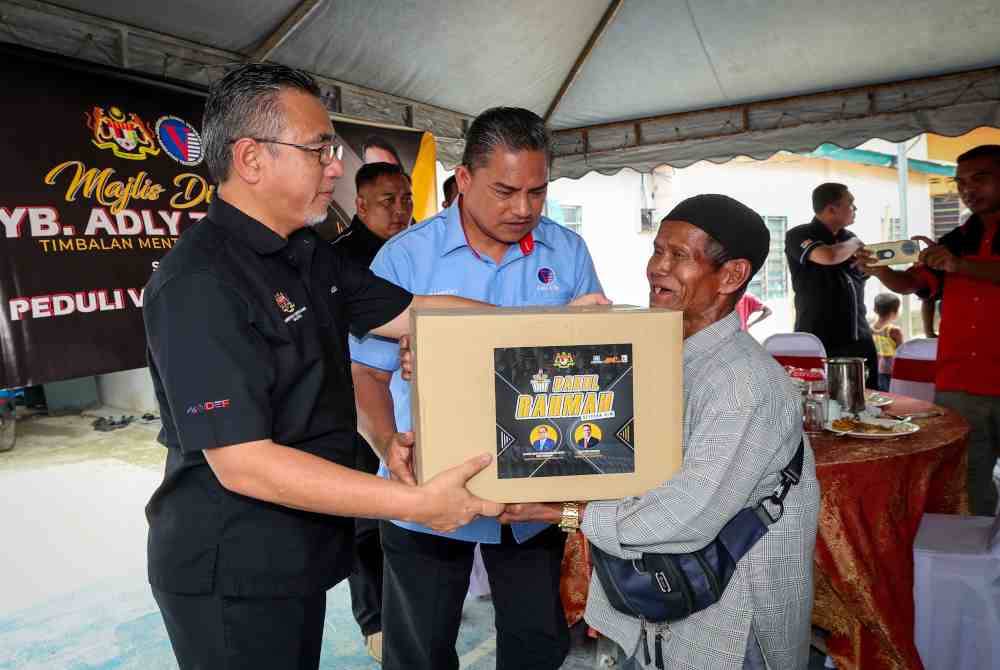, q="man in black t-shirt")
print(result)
[144,63,503,670]
[785,183,877,388]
